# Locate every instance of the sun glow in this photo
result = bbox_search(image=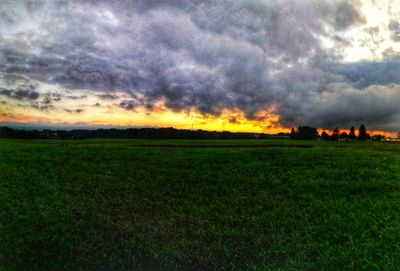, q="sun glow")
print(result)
[340,0,400,62]
[0,99,287,134]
